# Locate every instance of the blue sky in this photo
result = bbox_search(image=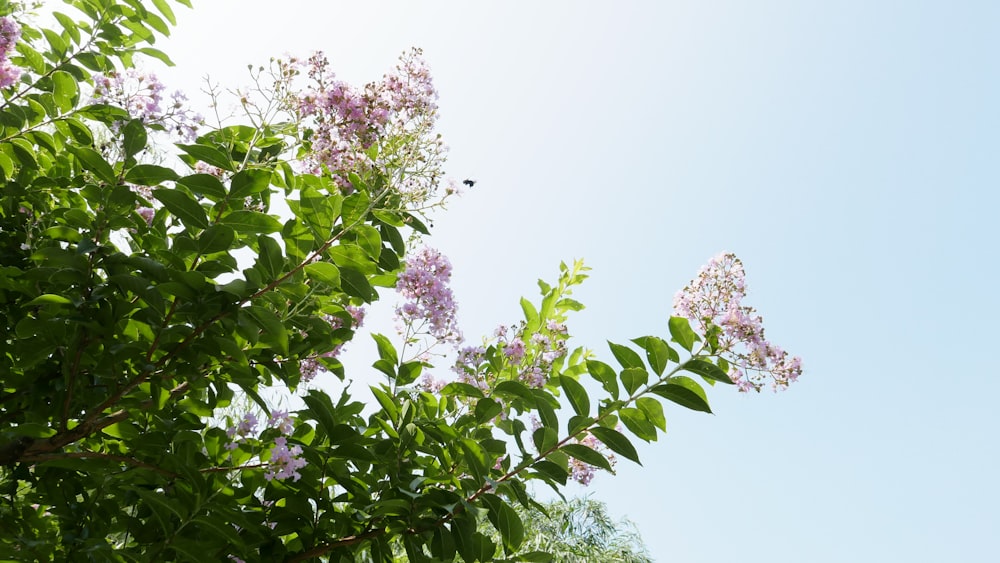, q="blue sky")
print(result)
[150,1,1000,560]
